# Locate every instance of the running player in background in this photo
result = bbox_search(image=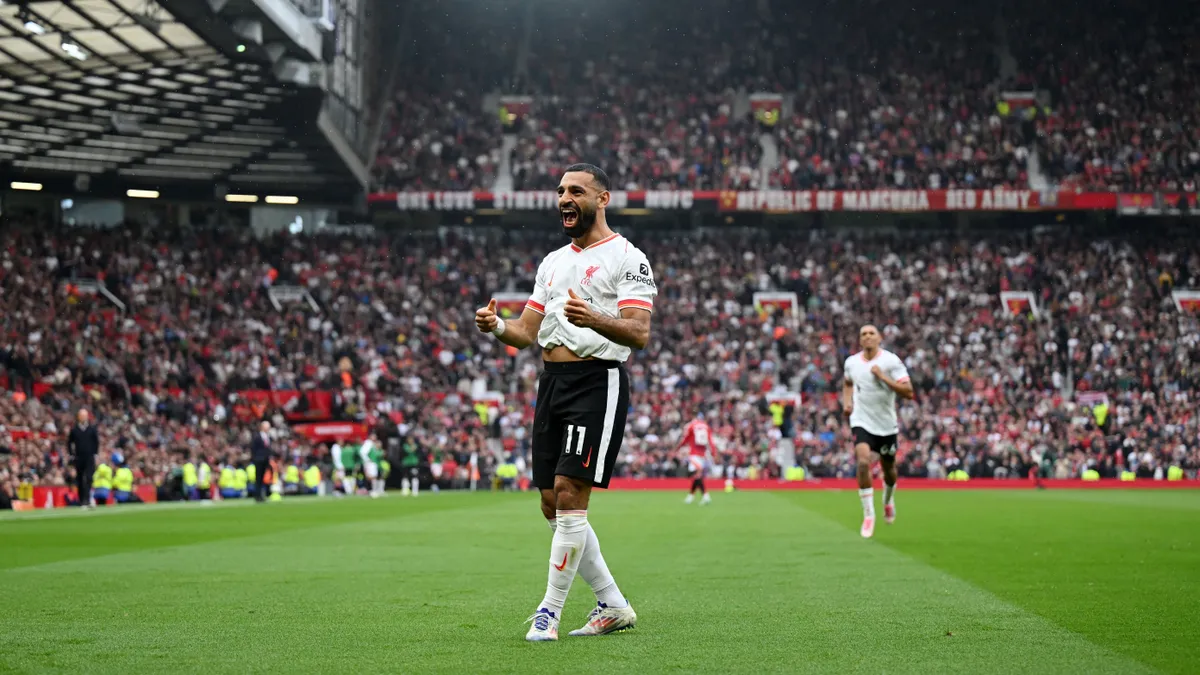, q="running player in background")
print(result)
[678,413,715,505]
[331,438,359,496]
[842,325,914,538]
